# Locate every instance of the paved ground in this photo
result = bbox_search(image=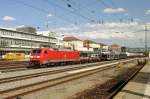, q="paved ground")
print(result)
[114,59,150,99]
